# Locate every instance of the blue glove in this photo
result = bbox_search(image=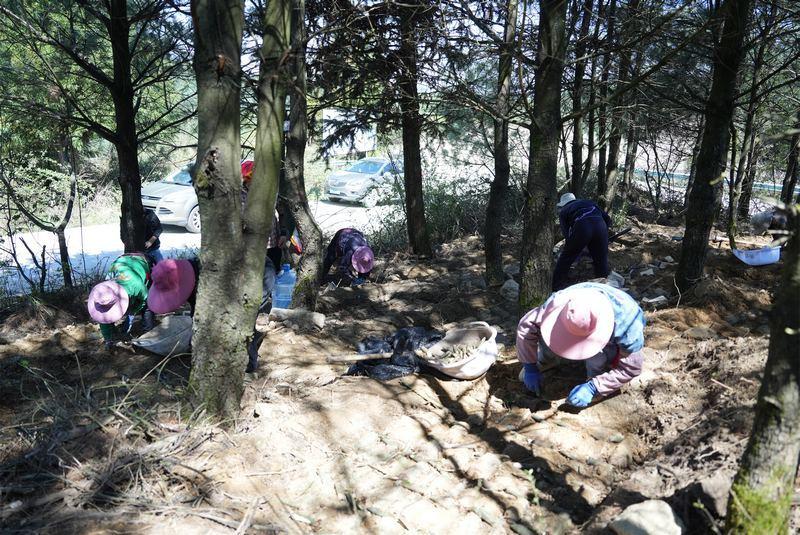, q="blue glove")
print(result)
[567,381,598,408]
[123,314,136,334]
[522,363,542,395]
[352,277,366,287]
